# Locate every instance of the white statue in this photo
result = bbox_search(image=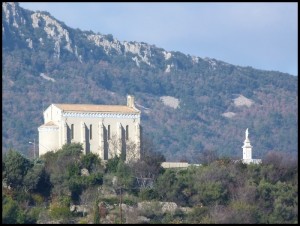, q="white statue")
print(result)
[245,128,249,140]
